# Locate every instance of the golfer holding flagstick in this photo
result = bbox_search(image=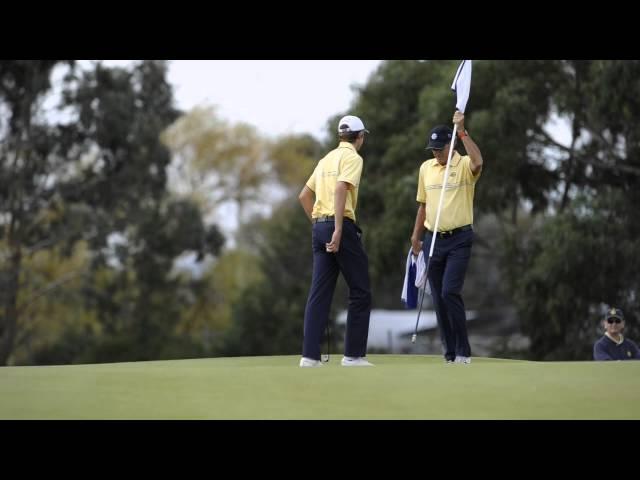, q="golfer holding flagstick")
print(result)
[409,60,483,364]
